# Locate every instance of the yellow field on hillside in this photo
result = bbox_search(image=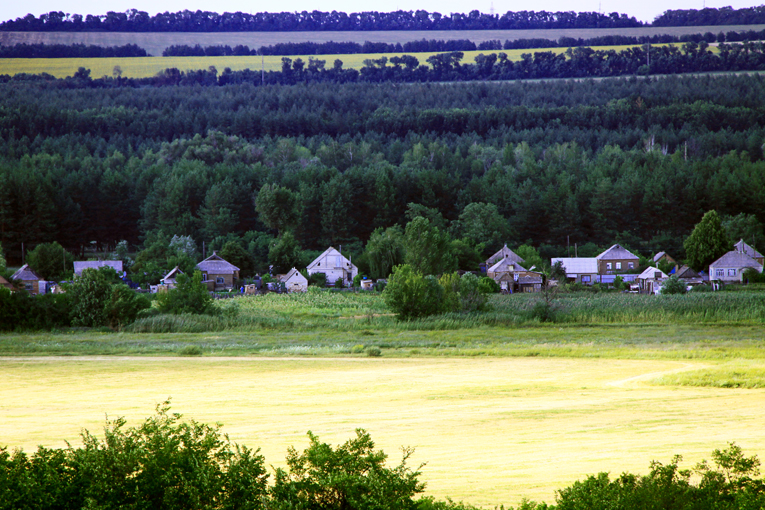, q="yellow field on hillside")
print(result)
[0,45,674,79]
[1,356,763,507]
